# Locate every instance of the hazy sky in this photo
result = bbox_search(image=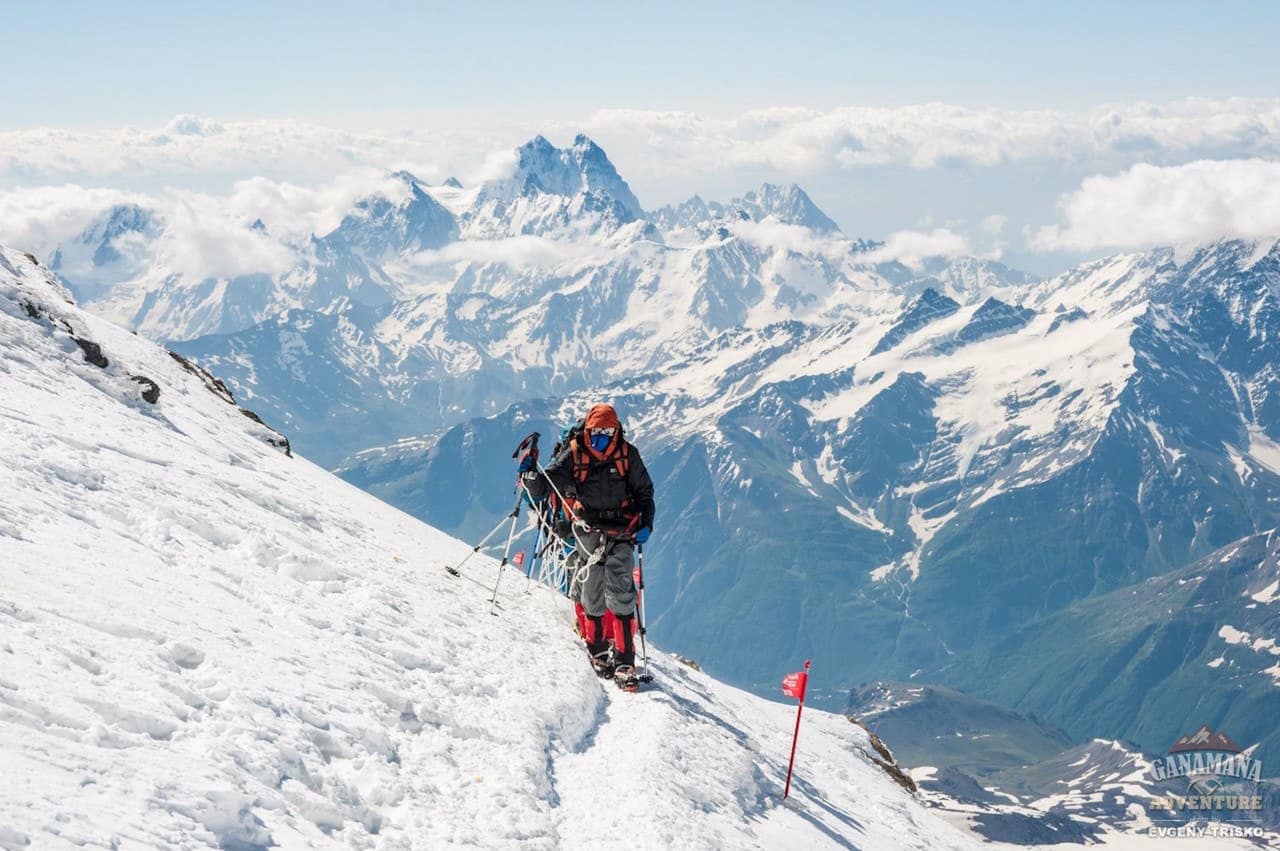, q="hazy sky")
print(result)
[4,1,1279,275]
[9,1,1278,124]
